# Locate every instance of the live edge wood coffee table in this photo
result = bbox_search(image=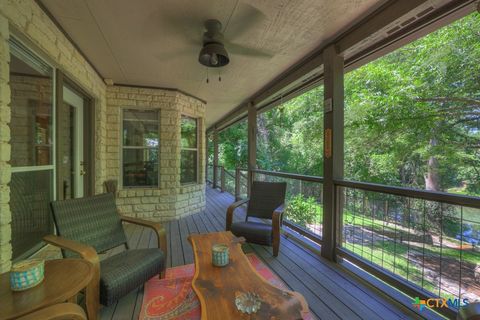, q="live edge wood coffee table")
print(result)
[0,259,93,320]
[189,231,309,319]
